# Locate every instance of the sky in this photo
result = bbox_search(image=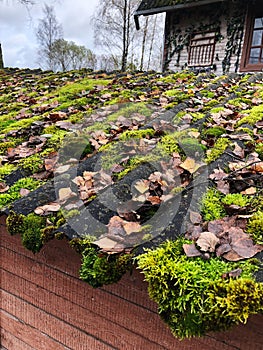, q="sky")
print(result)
[0,0,99,69]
